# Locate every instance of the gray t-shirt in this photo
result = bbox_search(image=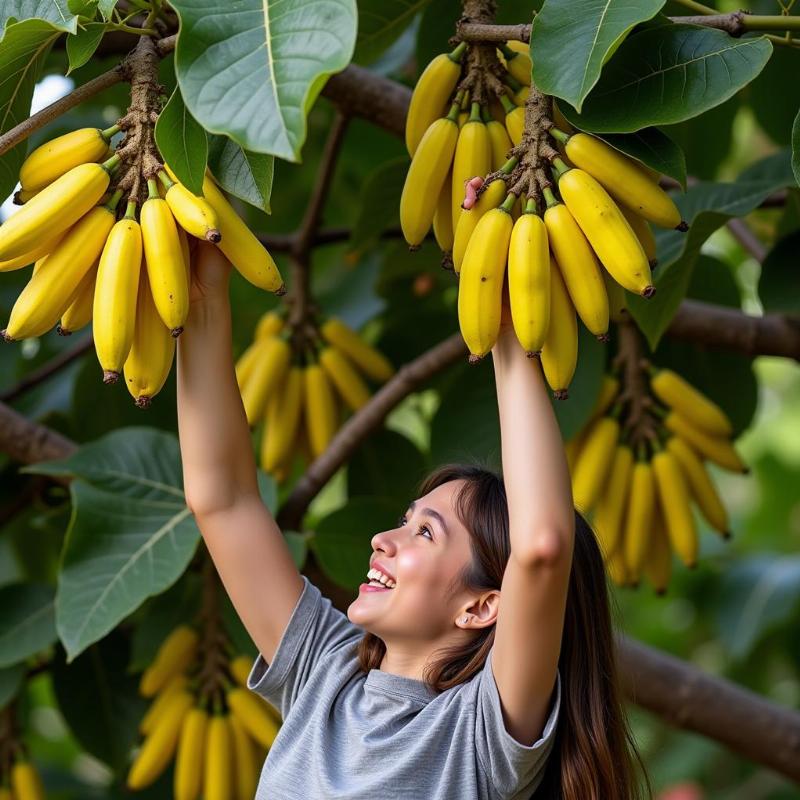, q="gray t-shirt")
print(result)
[247,576,561,800]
